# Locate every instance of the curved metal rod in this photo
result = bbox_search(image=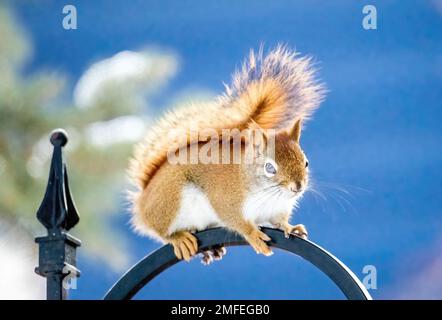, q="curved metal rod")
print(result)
[104,227,372,300]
